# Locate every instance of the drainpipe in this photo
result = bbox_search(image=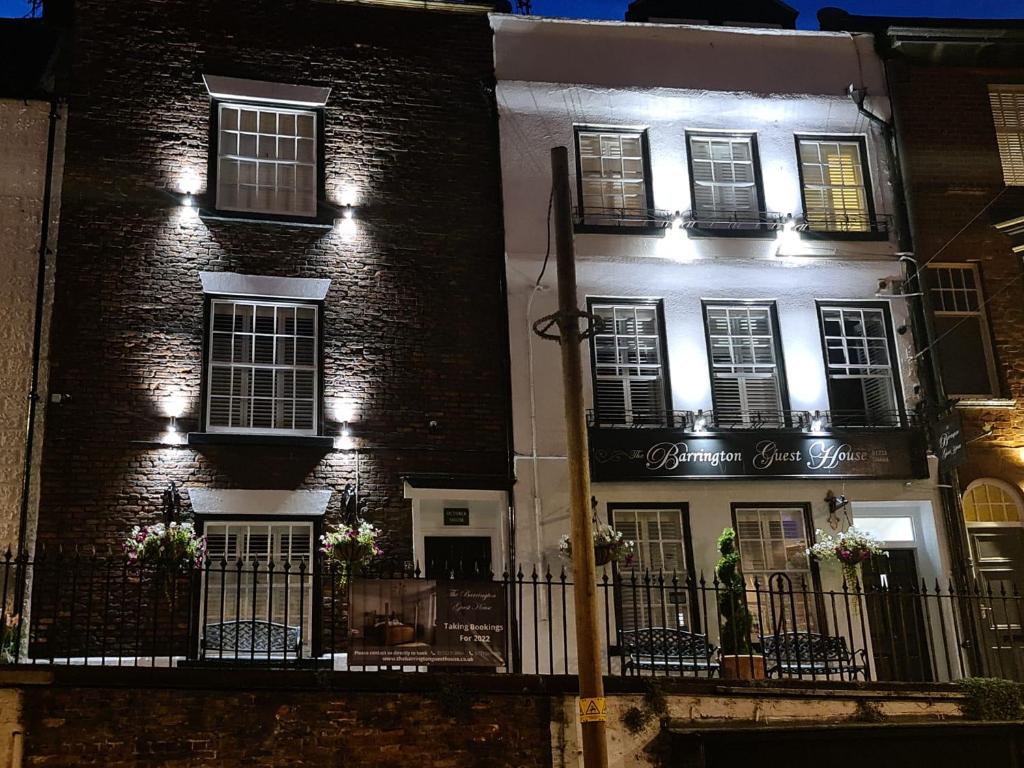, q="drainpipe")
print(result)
[16,96,60,561]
